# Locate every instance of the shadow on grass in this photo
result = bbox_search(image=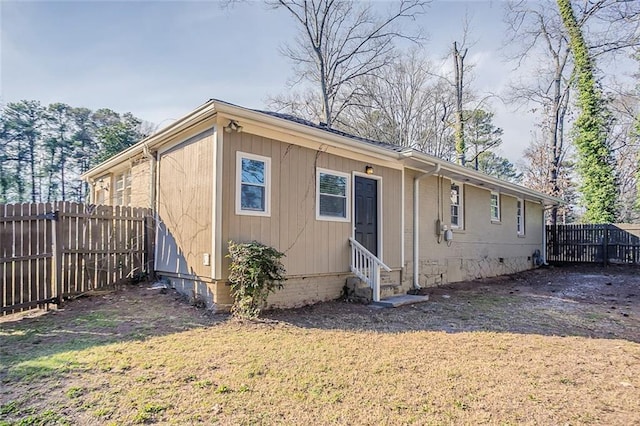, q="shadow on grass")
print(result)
[0,284,227,383]
[265,265,640,343]
[2,265,639,386]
